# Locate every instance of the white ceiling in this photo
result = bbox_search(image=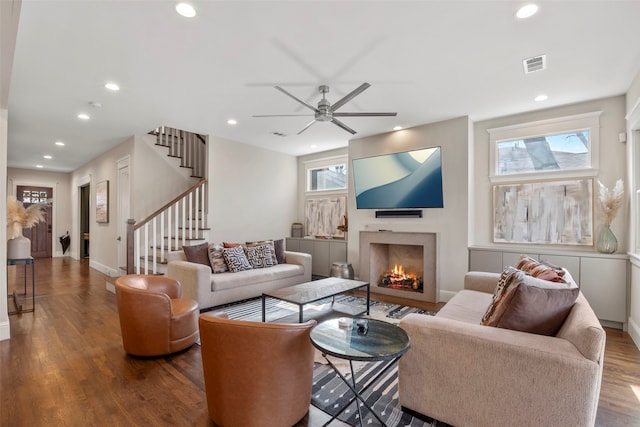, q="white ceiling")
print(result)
[7,0,640,172]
